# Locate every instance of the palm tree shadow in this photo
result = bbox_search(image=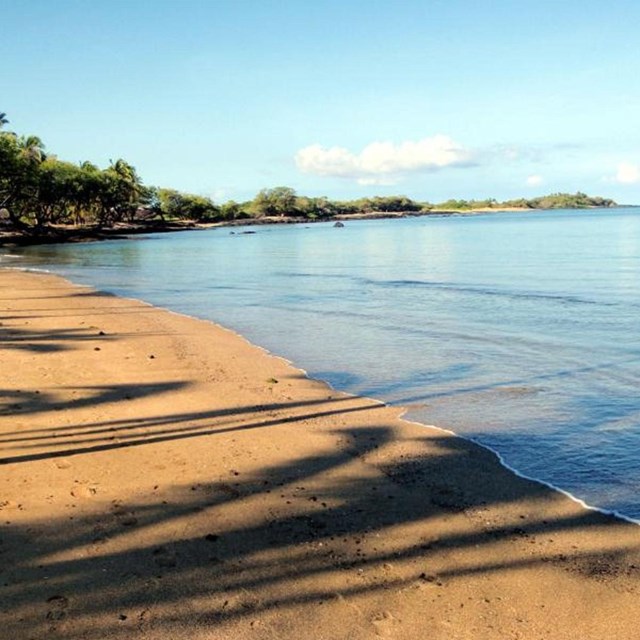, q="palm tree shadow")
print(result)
[0,323,112,353]
[0,395,381,464]
[3,419,638,639]
[0,381,189,432]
